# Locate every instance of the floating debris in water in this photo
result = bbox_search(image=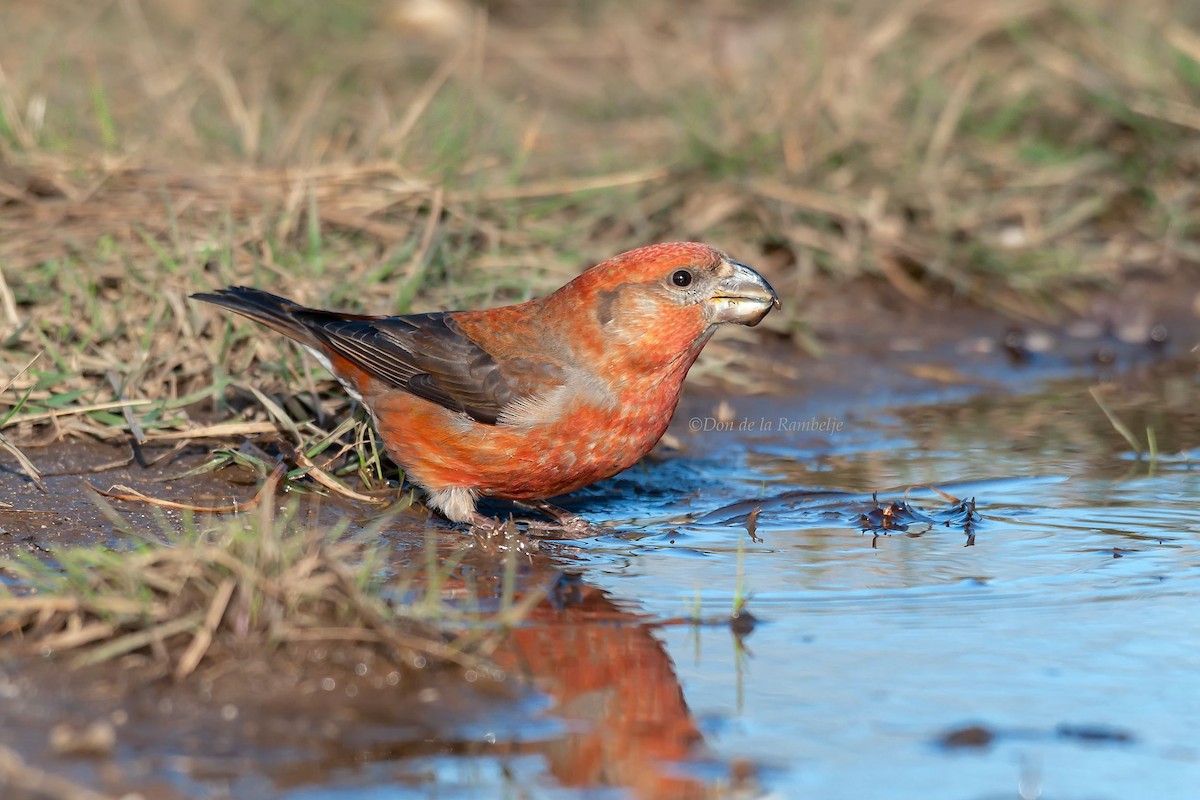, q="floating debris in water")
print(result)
[1055,723,1134,744]
[937,721,1135,750]
[744,507,763,544]
[938,724,994,749]
[729,608,758,637]
[860,491,981,547]
[860,492,980,532]
[859,494,933,533]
